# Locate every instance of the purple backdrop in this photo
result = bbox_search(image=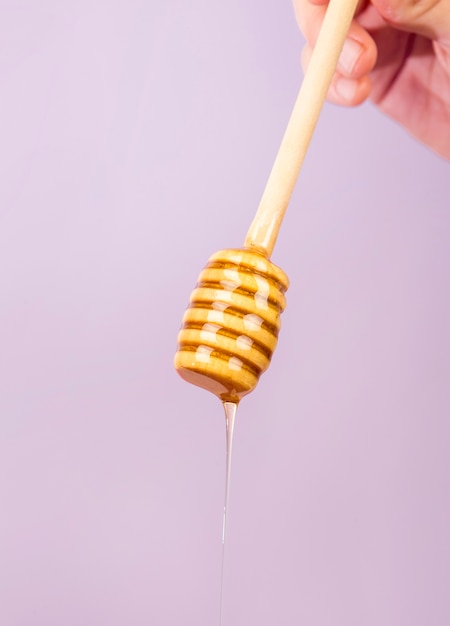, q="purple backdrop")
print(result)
[1,1,449,625]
